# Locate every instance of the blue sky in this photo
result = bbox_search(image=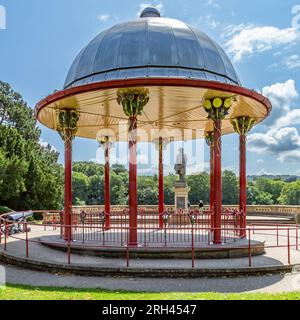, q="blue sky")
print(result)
[1,0,300,175]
